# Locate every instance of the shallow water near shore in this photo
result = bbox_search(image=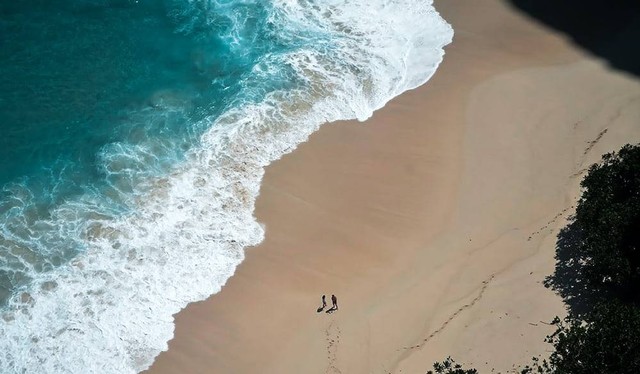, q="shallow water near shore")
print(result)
[0,0,452,372]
